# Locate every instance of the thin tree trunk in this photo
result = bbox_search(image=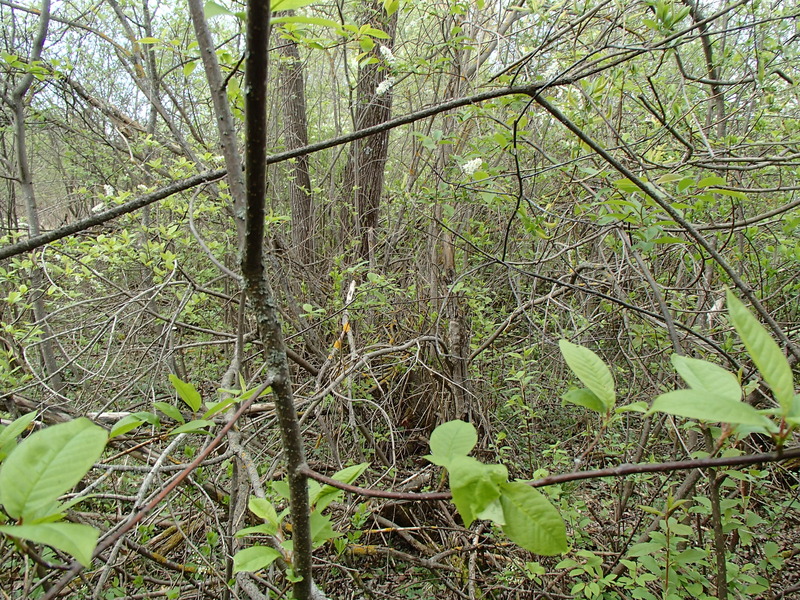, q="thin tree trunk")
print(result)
[343,0,397,262]
[684,0,726,138]
[241,4,316,598]
[3,0,62,393]
[277,24,316,268]
[187,0,246,250]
